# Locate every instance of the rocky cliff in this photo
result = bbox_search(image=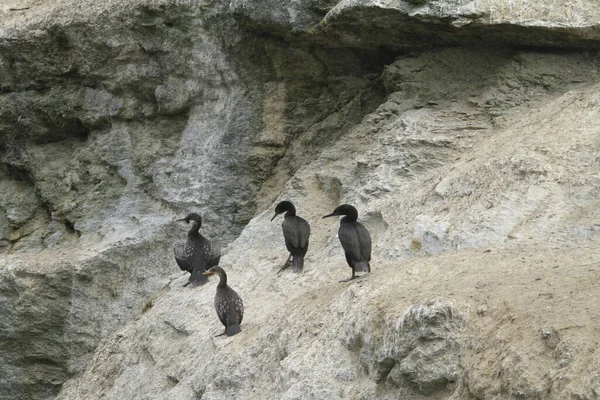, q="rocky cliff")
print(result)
[0,0,599,399]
